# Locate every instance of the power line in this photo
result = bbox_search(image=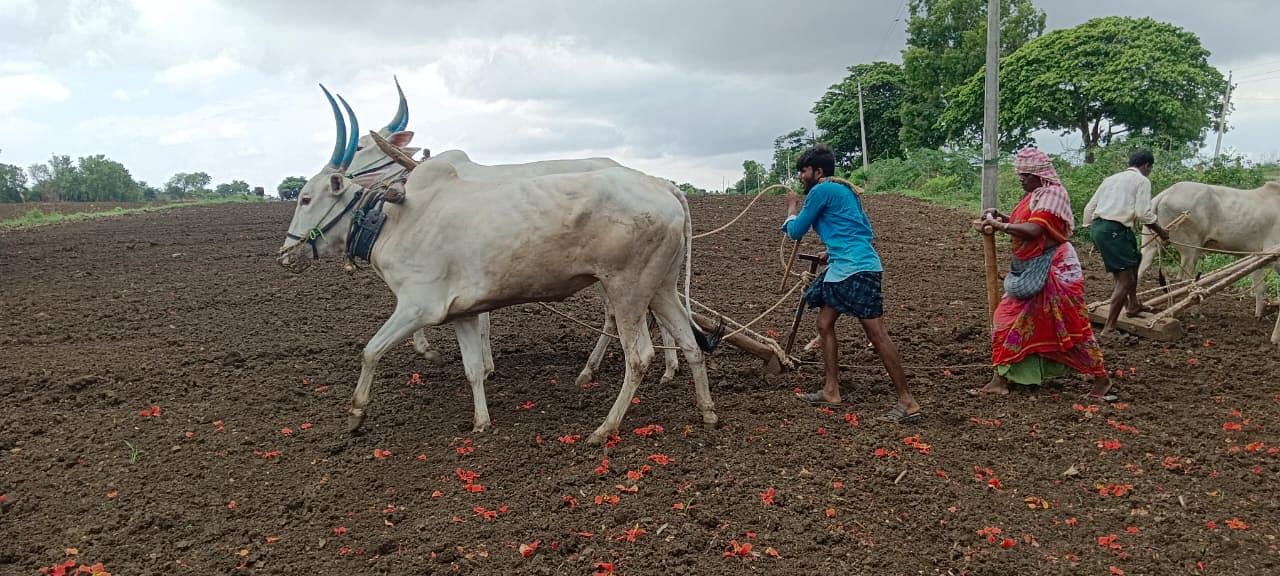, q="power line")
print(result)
[1233,67,1280,83]
[872,0,909,62]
